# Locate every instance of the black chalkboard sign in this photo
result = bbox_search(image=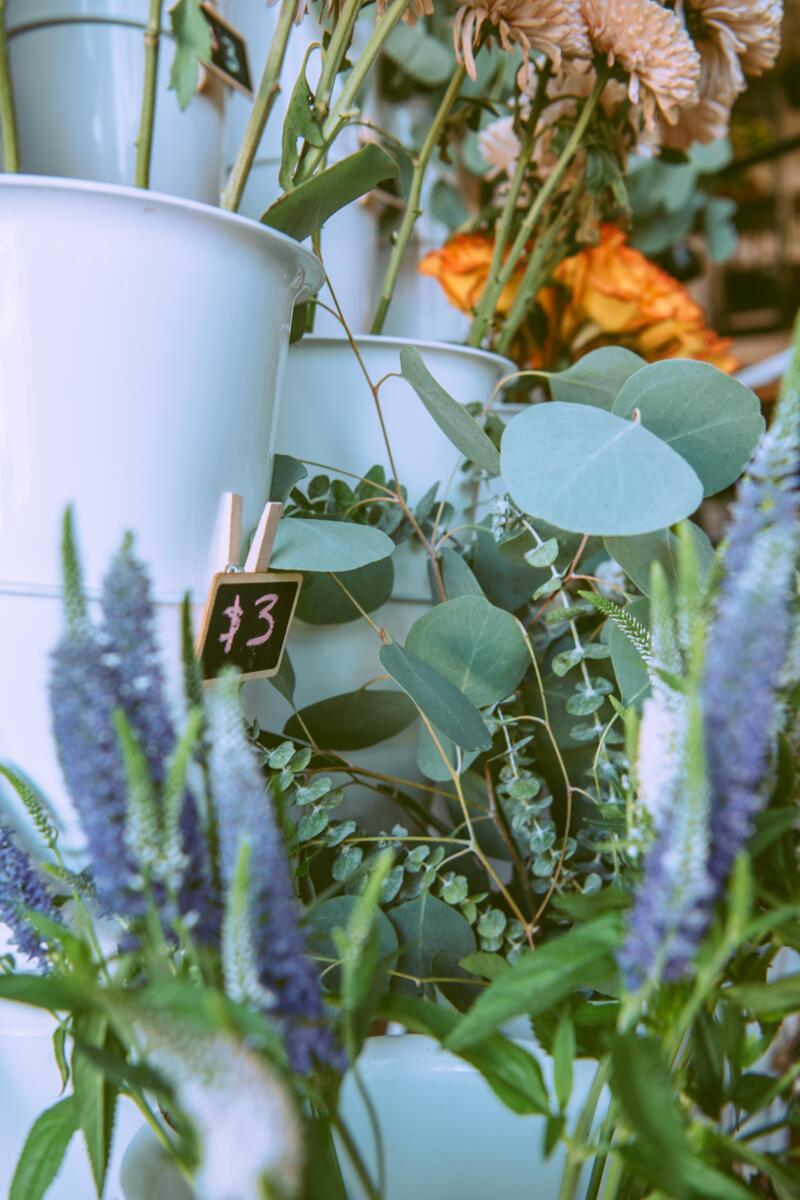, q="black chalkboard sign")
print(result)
[201,4,253,97]
[197,571,302,682]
